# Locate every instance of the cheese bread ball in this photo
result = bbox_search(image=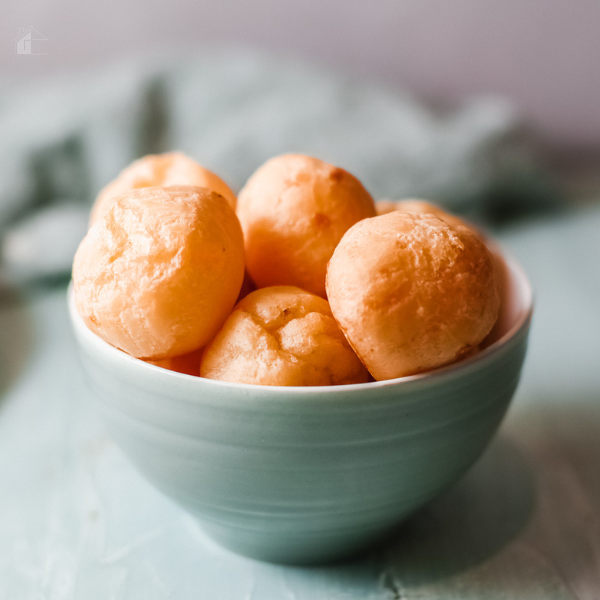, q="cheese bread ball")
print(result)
[327,212,499,380]
[74,186,245,360]
[237,154,376,297]
[90,152,236,224]
[377,199,497,300]
[376,199,469,231]
[147,348,203,376]
[201,286,369,386]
